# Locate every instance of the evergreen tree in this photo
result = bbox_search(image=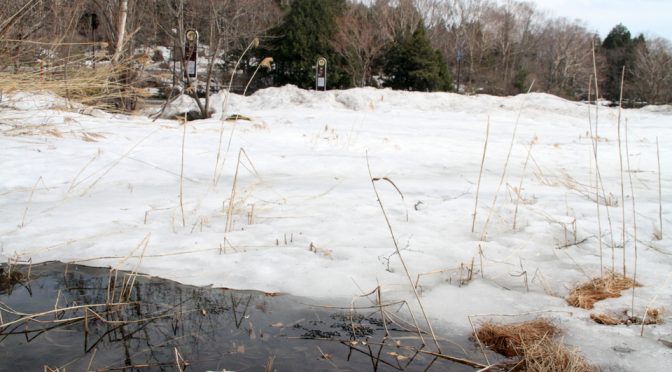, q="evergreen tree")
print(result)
[602,24,645,102]
[381,23,452,92]
[269,0,348,89]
